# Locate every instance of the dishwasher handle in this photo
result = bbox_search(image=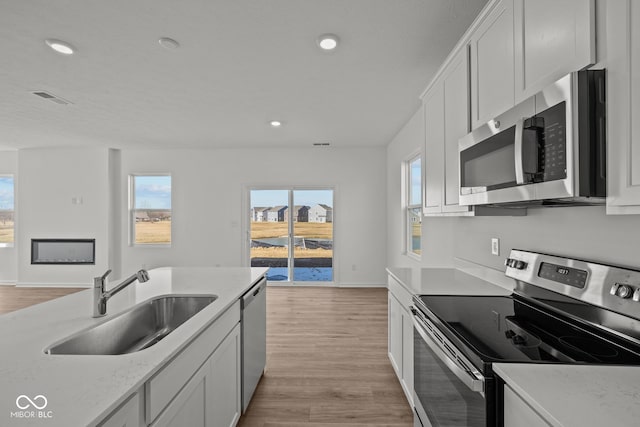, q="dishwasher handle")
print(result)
[242,277,266,308]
